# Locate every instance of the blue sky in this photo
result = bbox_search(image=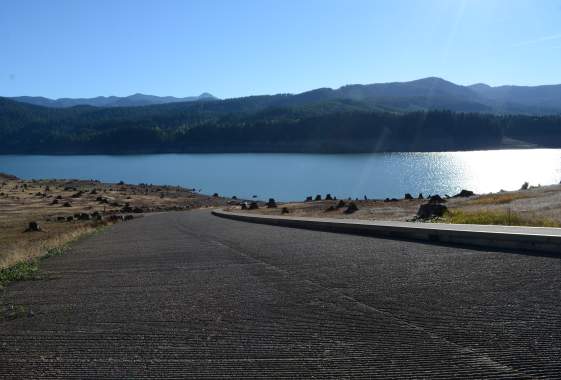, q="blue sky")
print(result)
[2,0,561,99]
